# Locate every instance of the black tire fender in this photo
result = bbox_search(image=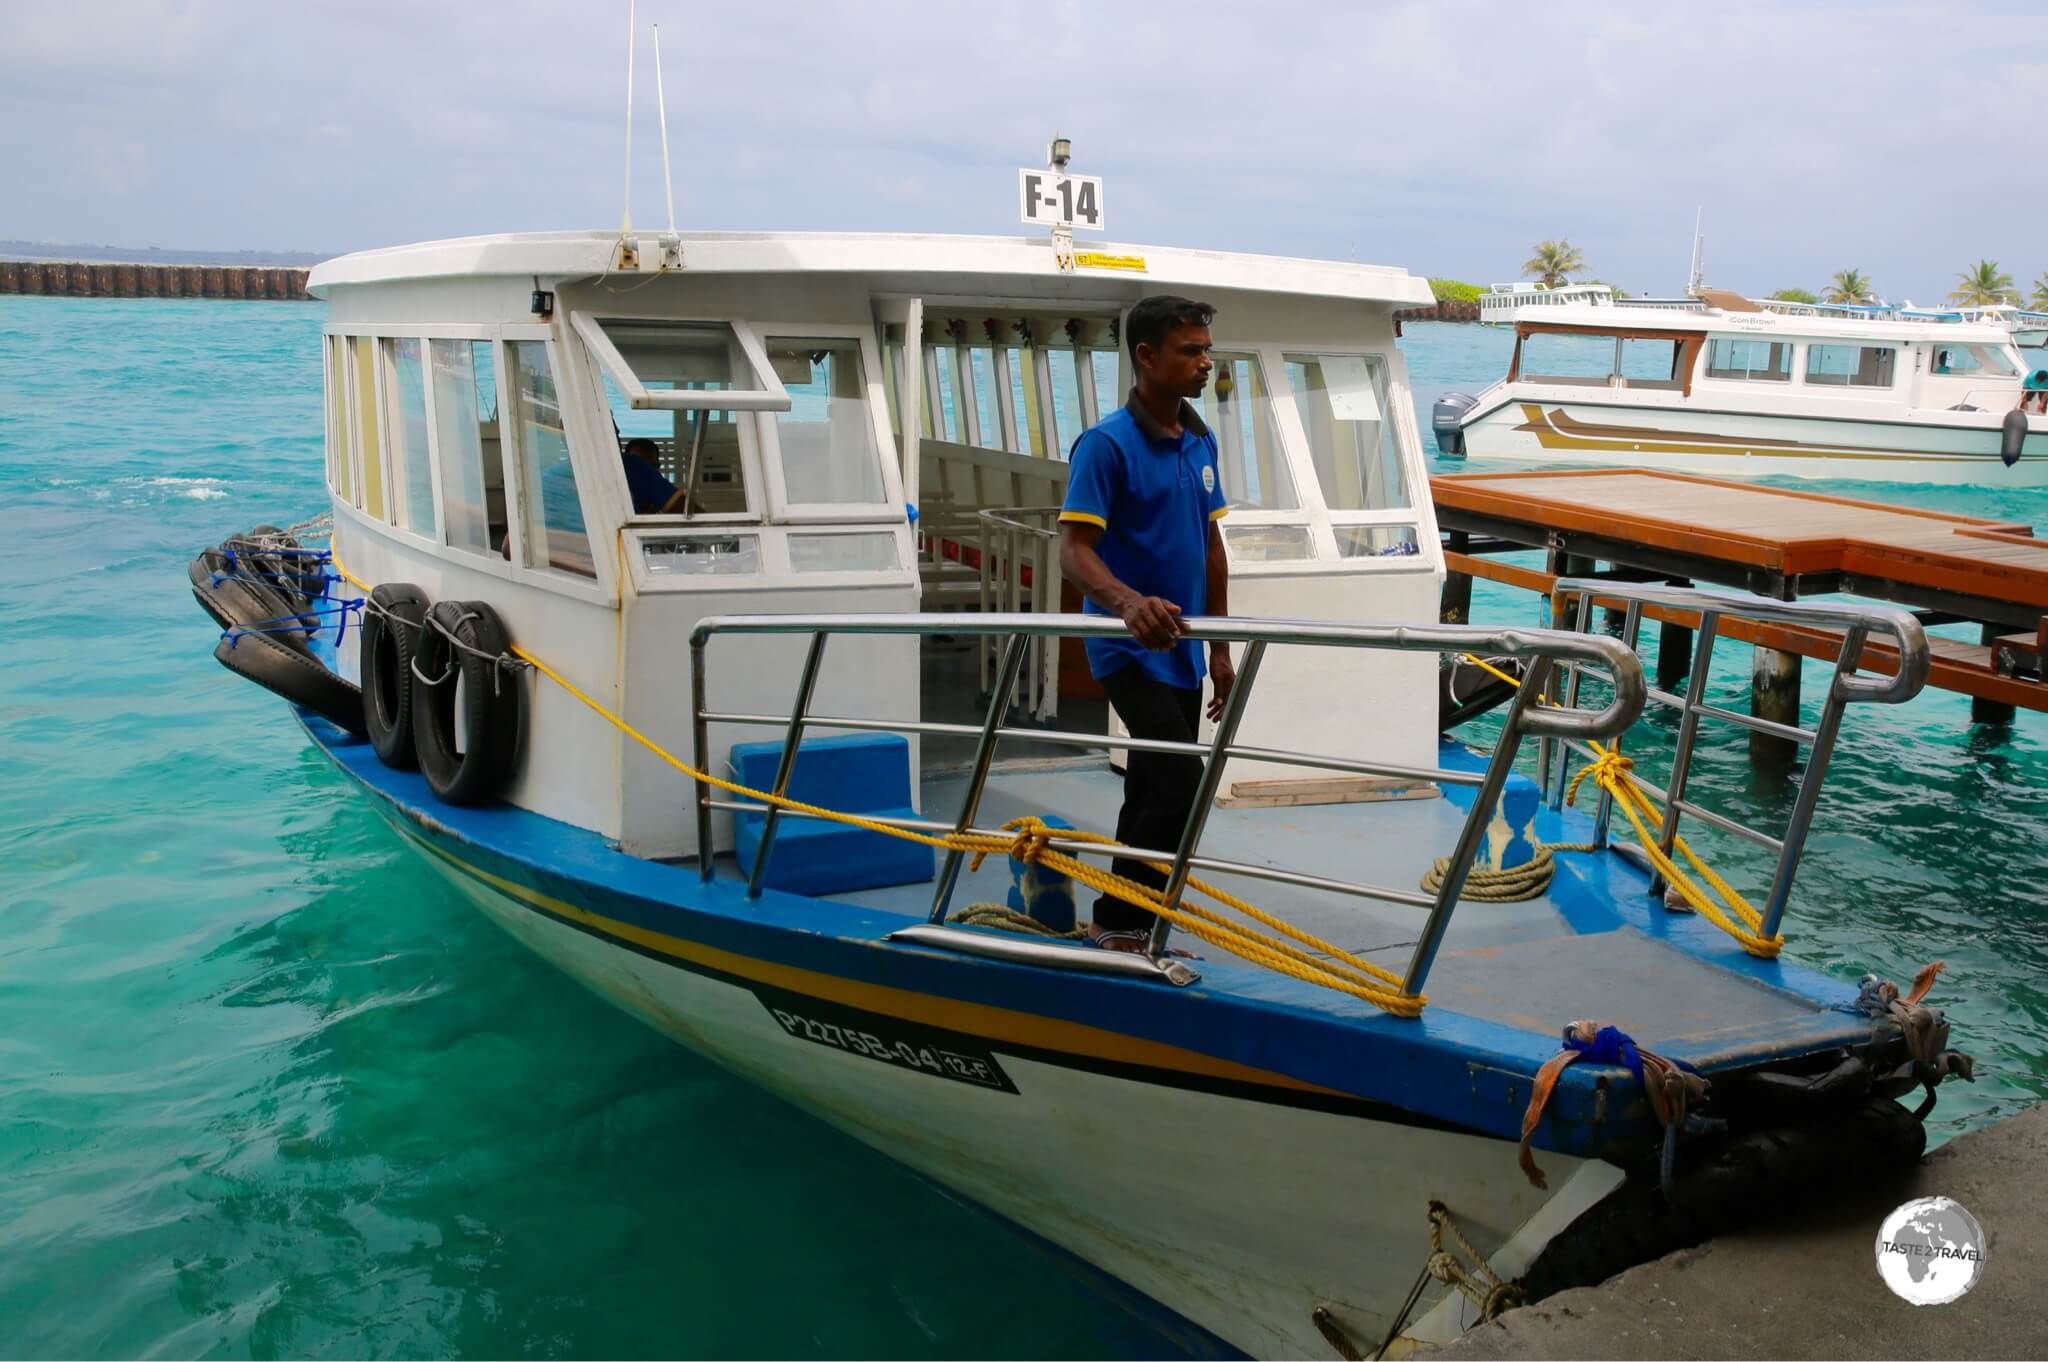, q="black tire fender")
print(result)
[211,618,369,738]
[362,583,430,769]
[411,599,522,805]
